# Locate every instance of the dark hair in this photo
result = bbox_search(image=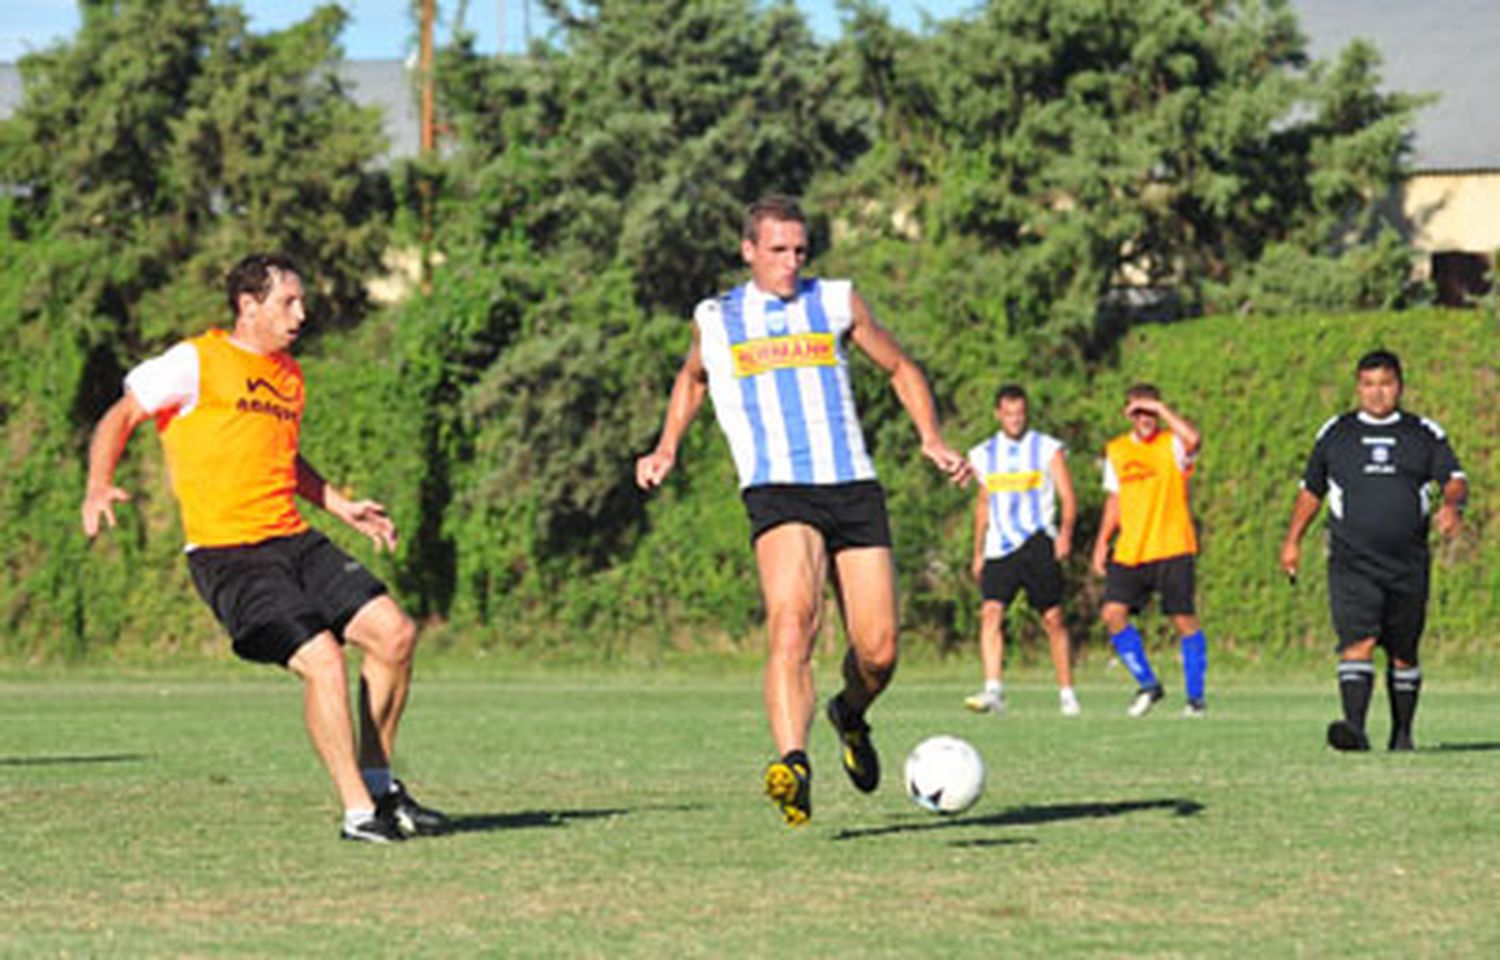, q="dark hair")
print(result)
[1124,382,1161,402]
[742,195,807,243]
[226,253,301,315]
[994,383,1028,406]
[1356,349,1403,383]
